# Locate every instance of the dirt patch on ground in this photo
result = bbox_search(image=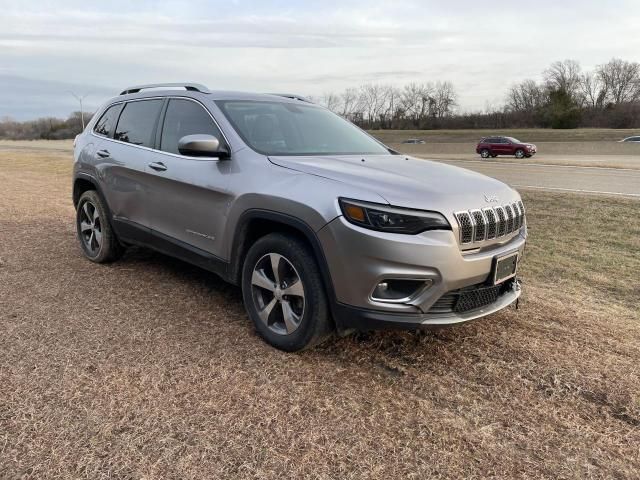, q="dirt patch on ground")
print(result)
[1,151,639,479]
